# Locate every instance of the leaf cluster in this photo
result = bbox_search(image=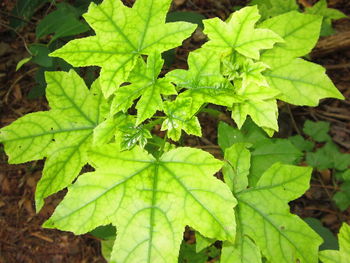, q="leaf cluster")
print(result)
[1,0,348,262]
